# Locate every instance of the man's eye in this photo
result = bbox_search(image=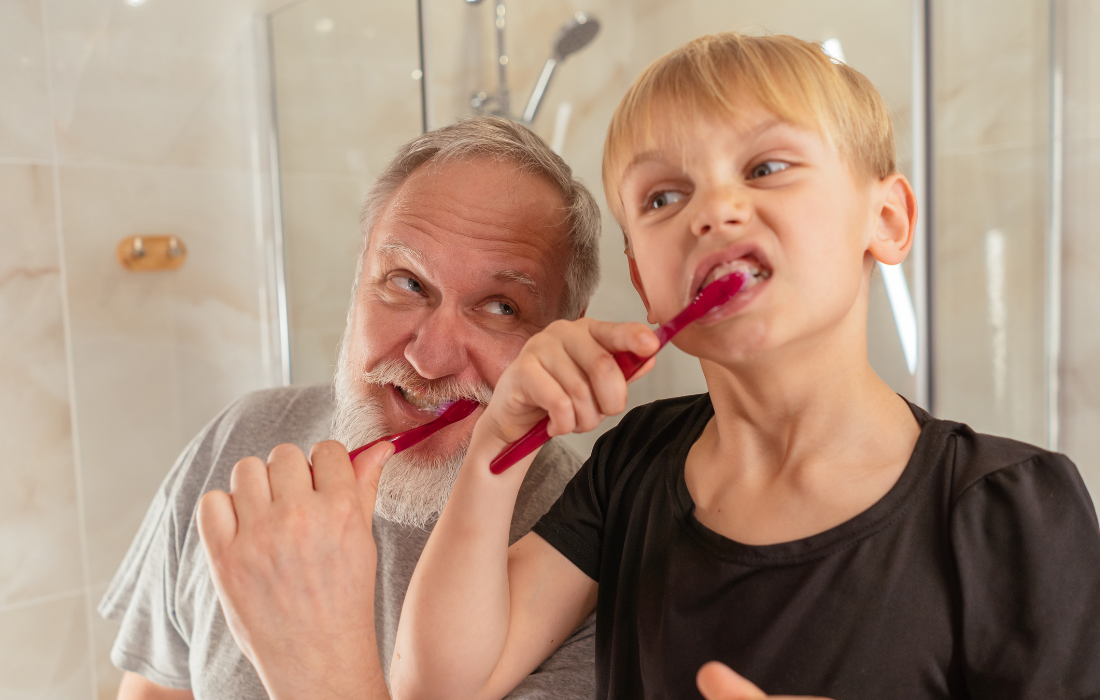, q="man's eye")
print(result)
[647,191,685,210]
[484,301,516,316]
[748,161,790,180]
[393,276,423,294]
